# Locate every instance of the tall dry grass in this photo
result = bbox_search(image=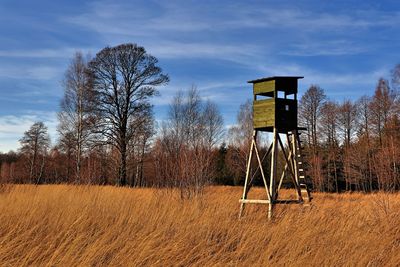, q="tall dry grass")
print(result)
[0,185,399,266]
